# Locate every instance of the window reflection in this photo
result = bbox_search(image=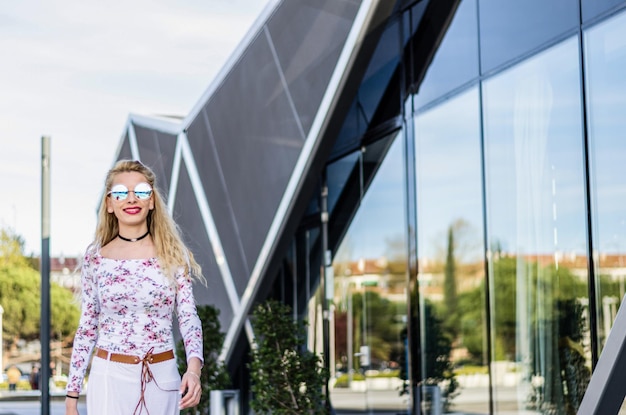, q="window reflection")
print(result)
[478,0,578,73]
[584,11,626,352]
[483,37,591,414]
[414,0,479,110]
[414,87,488,414]
[581,0,626,23]
[329,133,409,413]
